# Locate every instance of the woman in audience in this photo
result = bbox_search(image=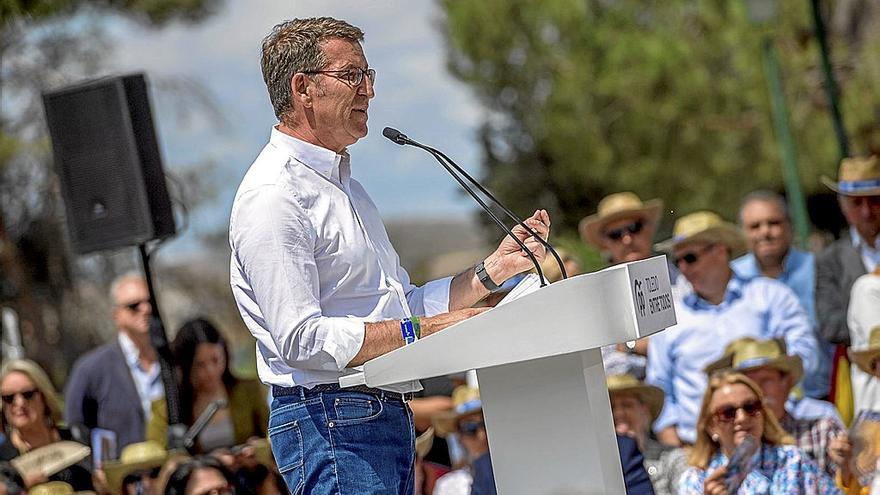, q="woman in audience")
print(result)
[165,456,236,495]
[148,318,268,452]
[0,360,93,491]
[680,373,840,494]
